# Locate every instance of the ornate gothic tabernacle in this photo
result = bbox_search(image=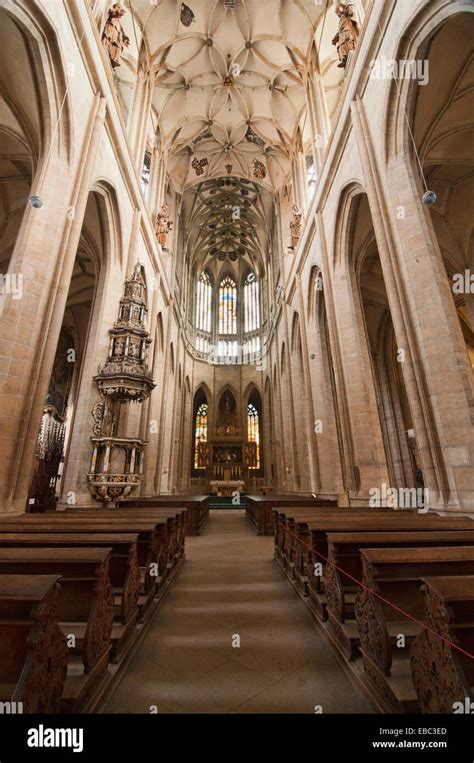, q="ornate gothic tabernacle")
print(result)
[88,263,155,502]
[94,263,155,403]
